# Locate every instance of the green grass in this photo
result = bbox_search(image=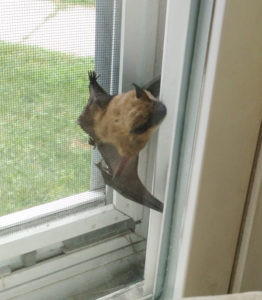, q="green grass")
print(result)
[0,42,93,216]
